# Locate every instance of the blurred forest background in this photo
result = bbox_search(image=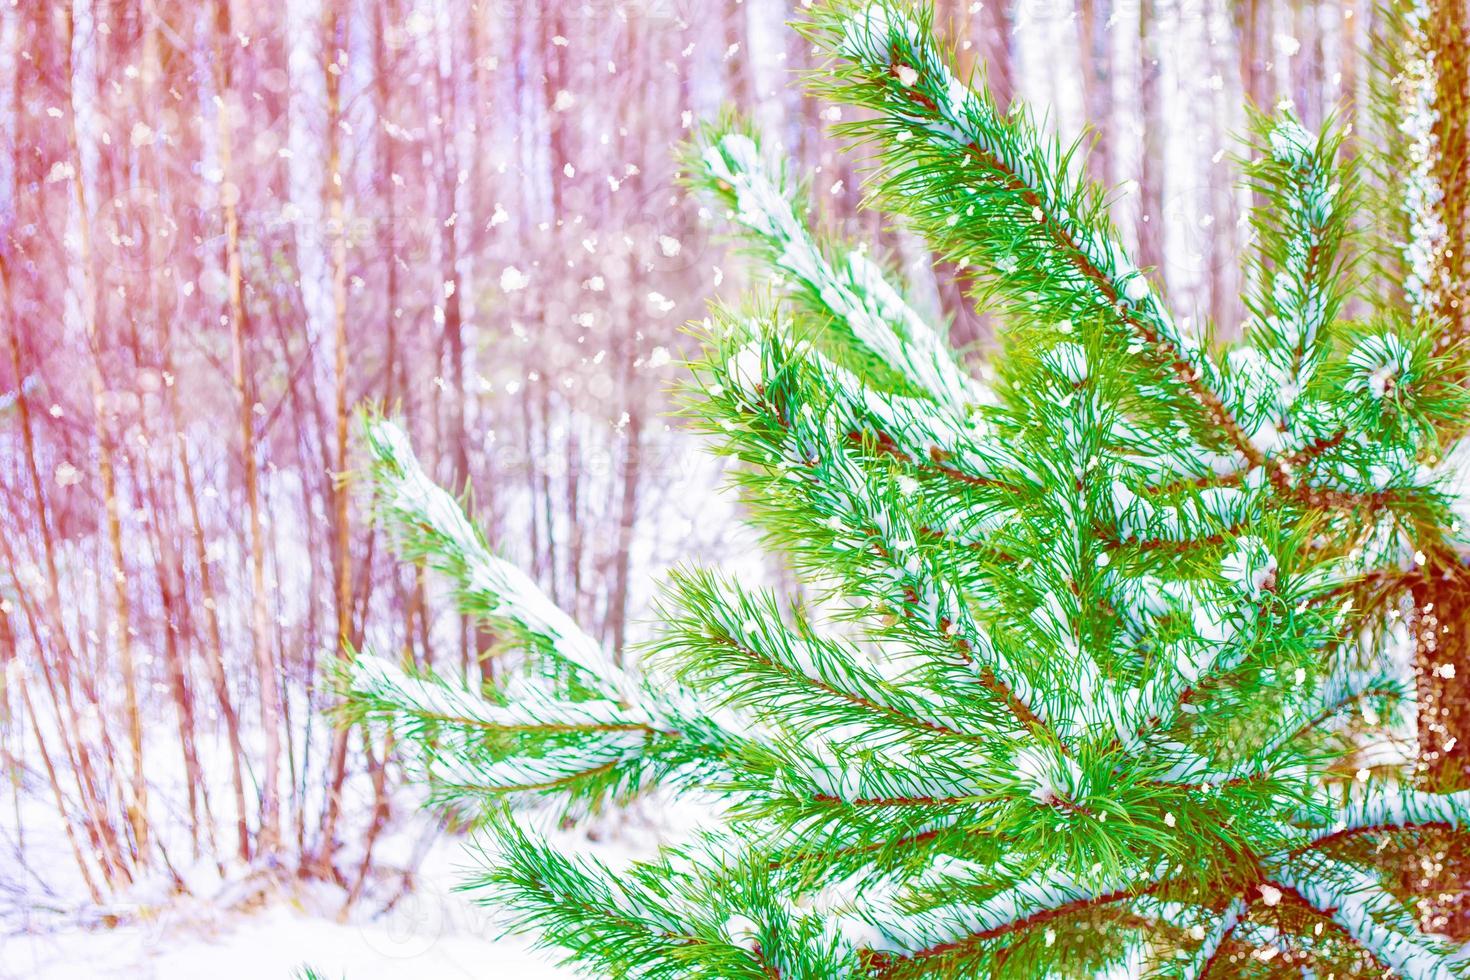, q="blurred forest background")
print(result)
[0,0,1385,946]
